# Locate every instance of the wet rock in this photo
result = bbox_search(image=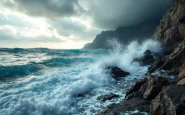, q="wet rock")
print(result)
[105,66,130,79]
[177,78,185,86]
[150,85,185,115]
[166,67,179,76]
[143,77,169,100]
[97,93,119,102]
[144,50,152,55]
[98,97,150,115]
[141,54,155,65]
[125,78,148,100]
[148,58,165,73]
[126,77,169,100]
[134,50,155,66]
[162,41,185,70]
[148,41,185,75]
